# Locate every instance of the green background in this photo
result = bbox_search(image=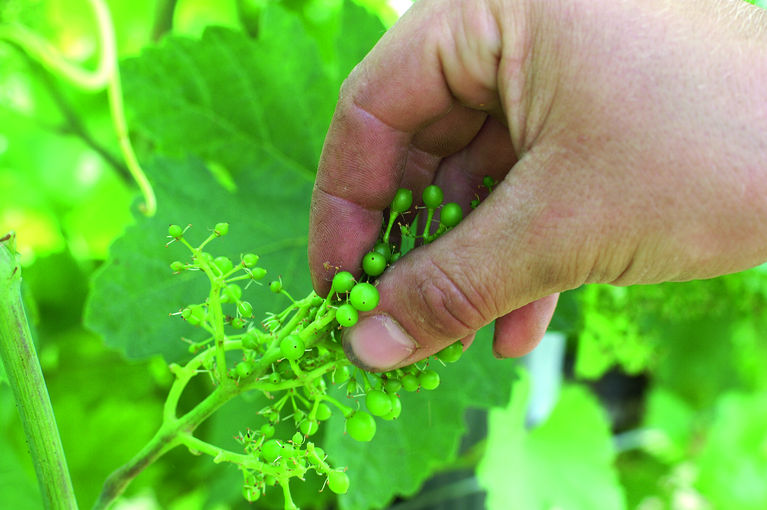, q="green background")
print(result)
[2,0,766,508]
